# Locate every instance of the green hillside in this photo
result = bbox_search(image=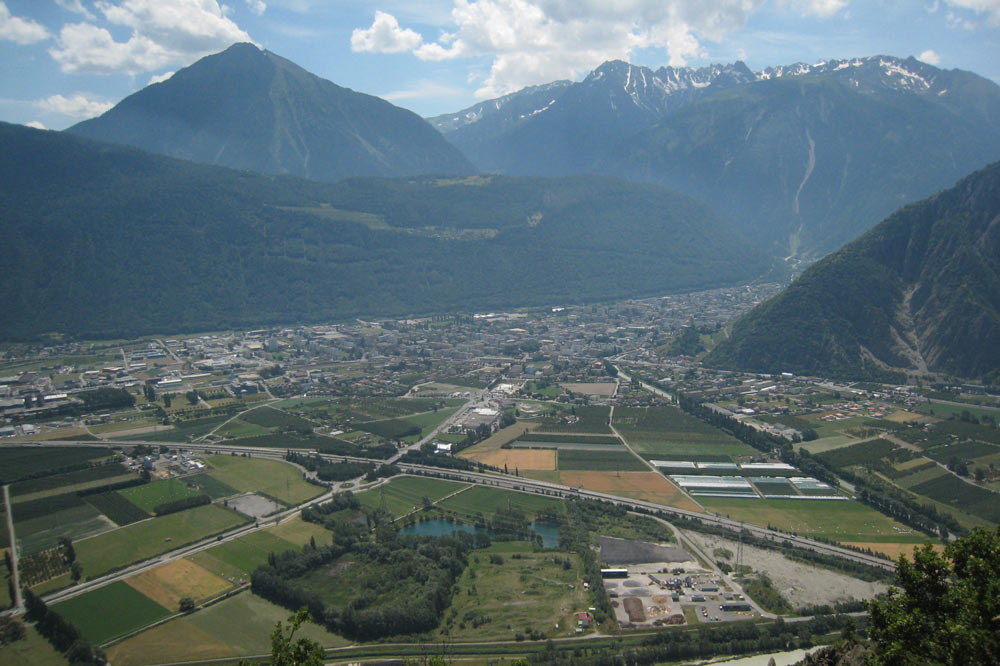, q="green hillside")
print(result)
[0,122,778,340]
[706,161,1000,382]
